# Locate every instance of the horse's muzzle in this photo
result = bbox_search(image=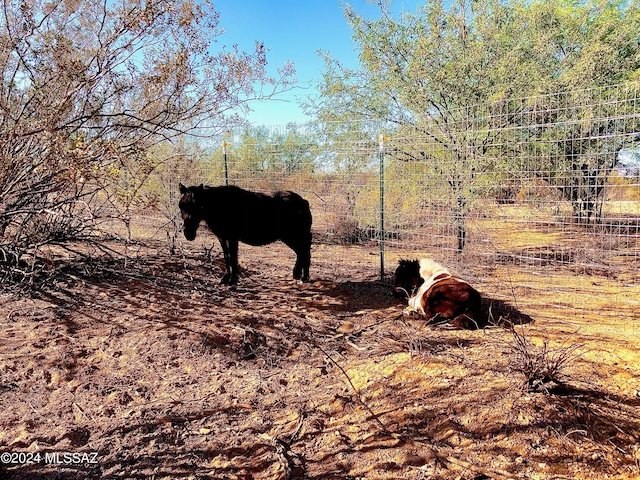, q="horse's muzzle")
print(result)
[393,285,410,298]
